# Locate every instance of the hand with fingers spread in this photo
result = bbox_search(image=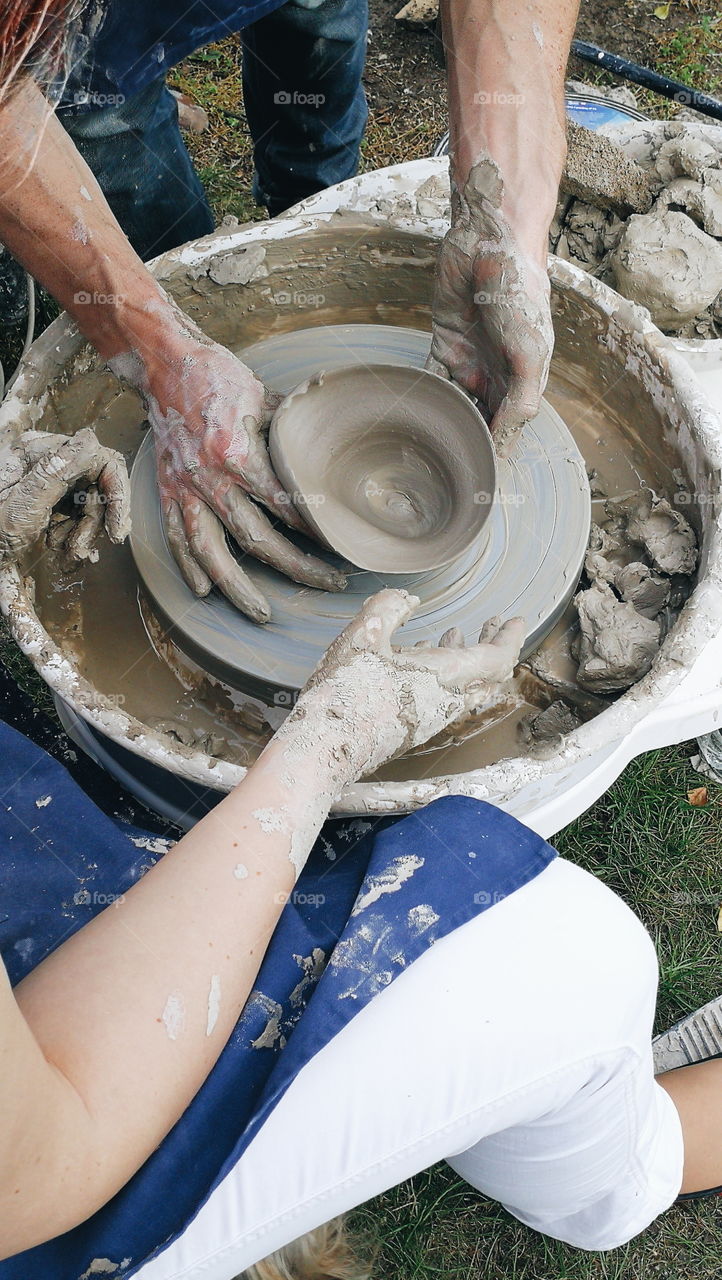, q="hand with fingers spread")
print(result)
[0,79,343,623]
[284,588,525,779]
[0,428,130,563]
[115,331,347,624]
[430,0,576,459]
[427,156,554,460]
